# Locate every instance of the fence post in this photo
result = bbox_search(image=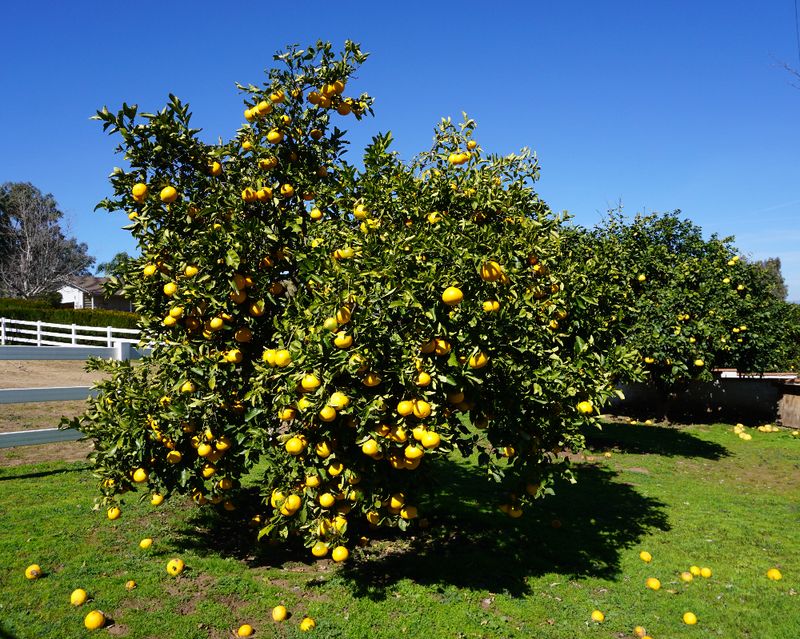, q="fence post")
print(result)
[36,320,42,346]
[106,326,113,348]
[114,341,132,361]
[1,317,5,345]
[71,323,77,345]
